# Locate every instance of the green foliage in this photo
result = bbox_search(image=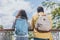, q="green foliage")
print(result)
[51,7,60,19]
[0,25,3,29]
[28,31,34,39]
[28,31,34,40]
[56,20,60,29]
[50,7,60,29]
[42,1,56,9]
[42,1,60,29]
